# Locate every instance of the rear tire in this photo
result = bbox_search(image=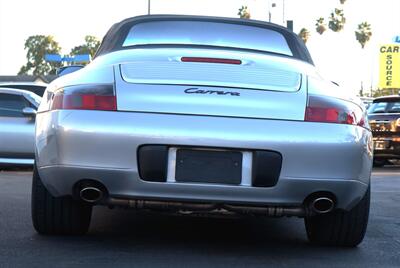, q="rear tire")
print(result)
[304,186,370,247]
[31,165,92,235]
